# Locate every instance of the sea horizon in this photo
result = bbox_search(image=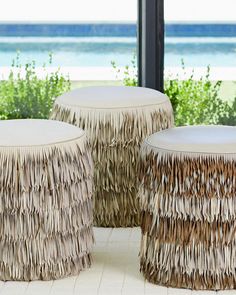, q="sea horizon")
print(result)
[0,22,236,37]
